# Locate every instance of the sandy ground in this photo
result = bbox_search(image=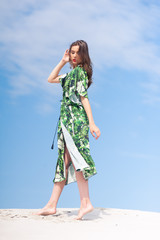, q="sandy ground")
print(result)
[0,208,160,240]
